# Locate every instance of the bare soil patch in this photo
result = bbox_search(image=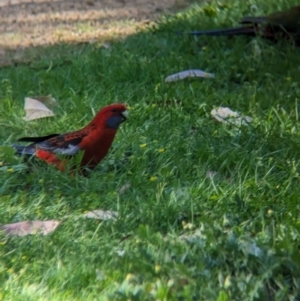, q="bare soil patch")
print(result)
[0,0,192,65]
